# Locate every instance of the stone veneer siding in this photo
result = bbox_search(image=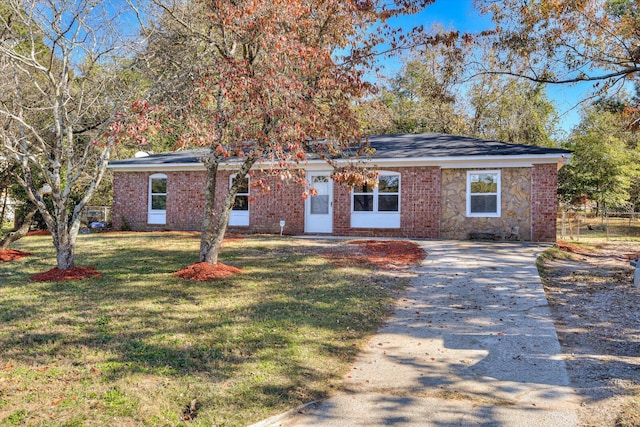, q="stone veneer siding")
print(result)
[440,167,532,241]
